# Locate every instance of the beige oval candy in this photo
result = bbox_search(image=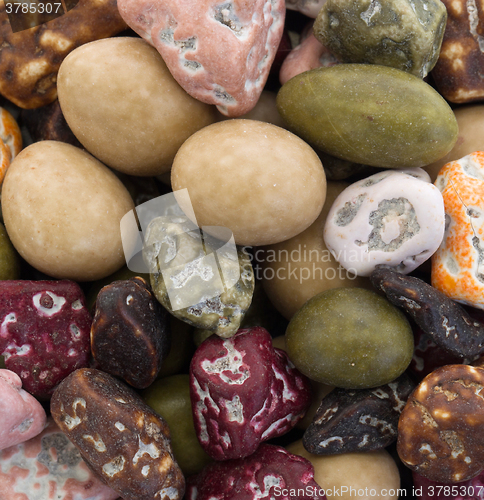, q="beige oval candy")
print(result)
[261,181,370,320]
[172,119,326,246]
[57,37,216,176]
[287,440,401,500]
[1,141,135,281]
